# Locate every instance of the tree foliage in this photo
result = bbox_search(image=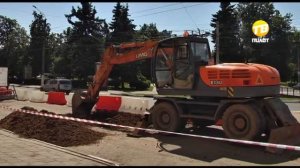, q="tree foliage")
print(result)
[237,2,293,81]
[61,2,108,80]
[108,2,136,44]
[0,15,29,78]
[28,11,51,77]
[108,2,137,89]
[210,2,242,63]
